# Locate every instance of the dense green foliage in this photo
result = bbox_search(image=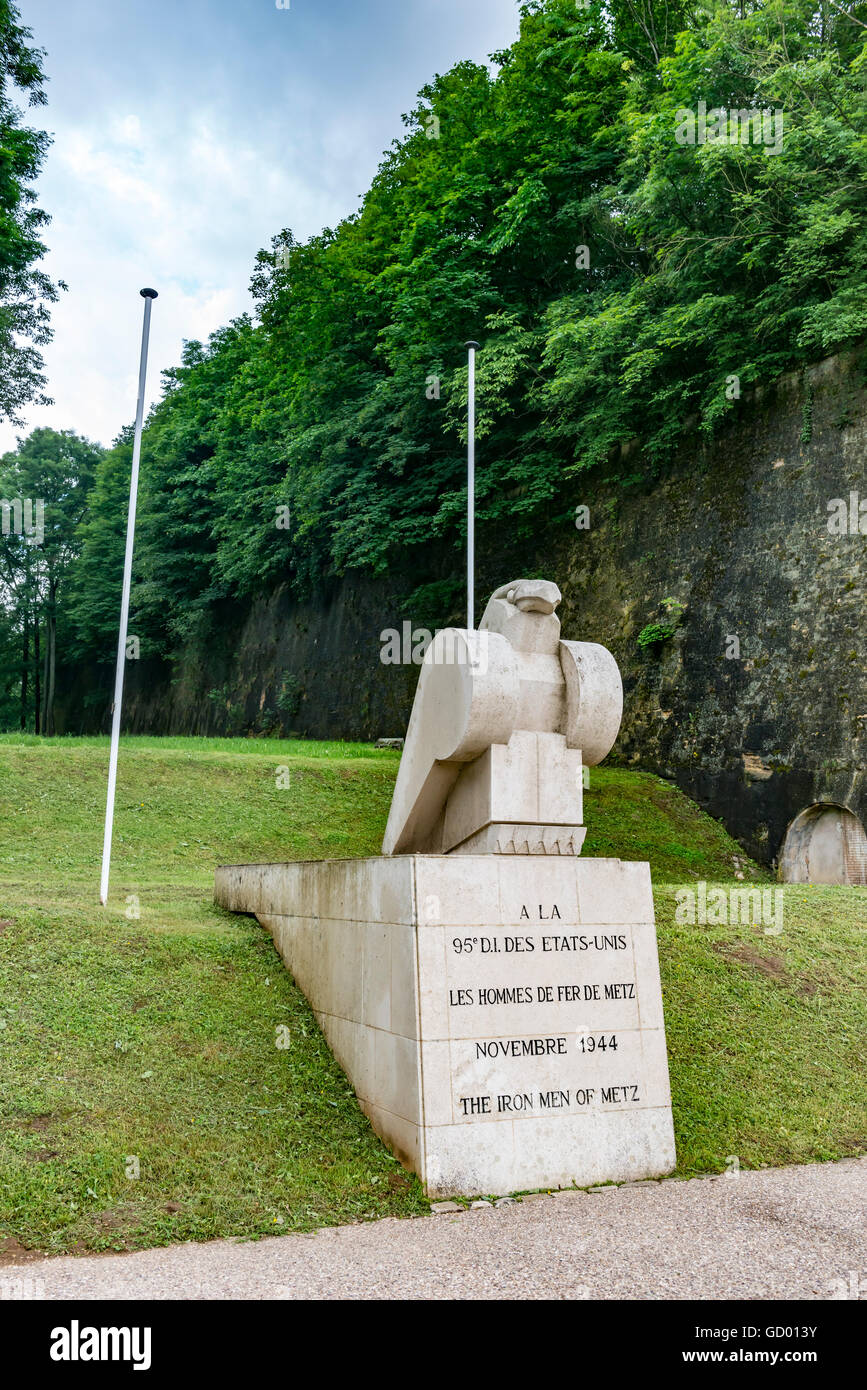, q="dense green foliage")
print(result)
[0,429,103,731]
[3,0,866,720]
[0,0,59,419]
